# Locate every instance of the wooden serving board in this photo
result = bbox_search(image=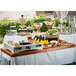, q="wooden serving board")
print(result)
[46,34,59,42]
[1,43,75,57]
[17,34,31,36]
